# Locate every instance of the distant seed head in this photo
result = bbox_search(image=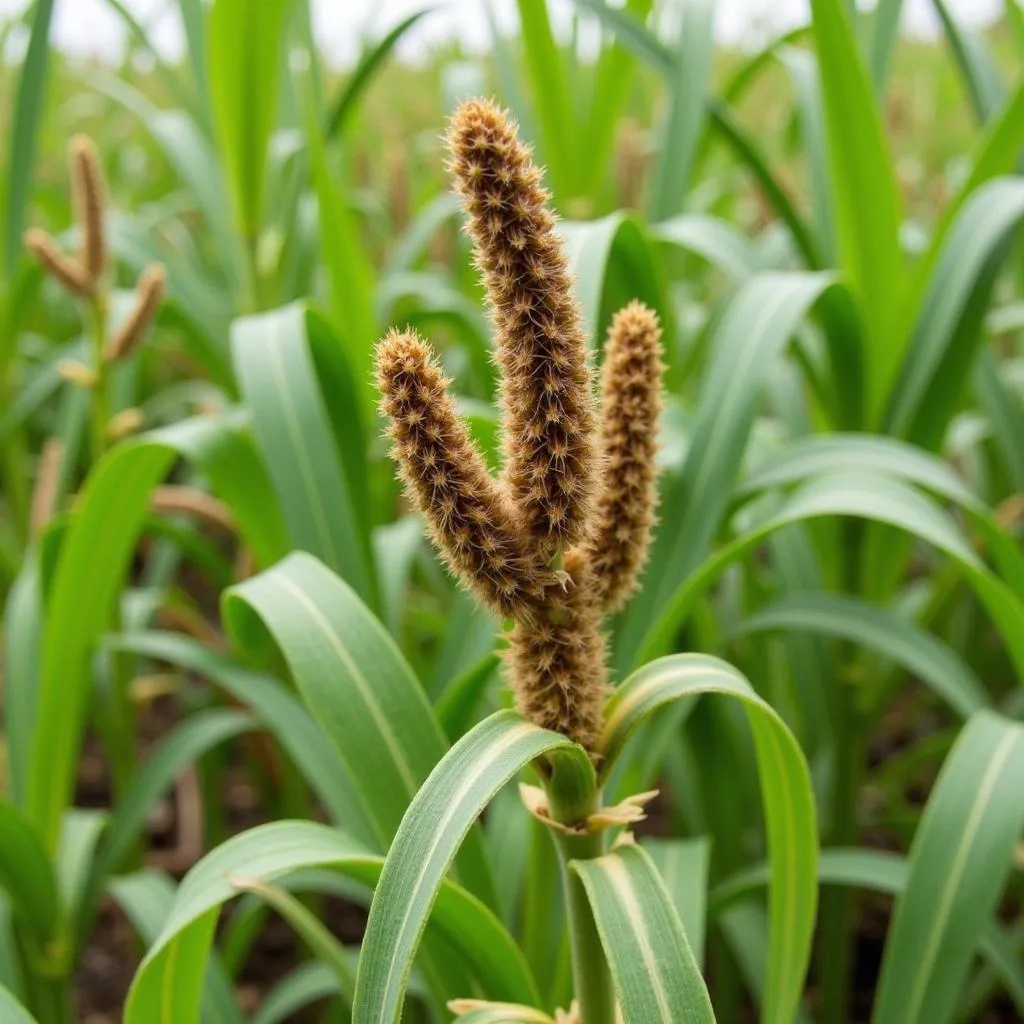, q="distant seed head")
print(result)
[24,228,93,298]
[104,263,166,363]
[69,135,107,284]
